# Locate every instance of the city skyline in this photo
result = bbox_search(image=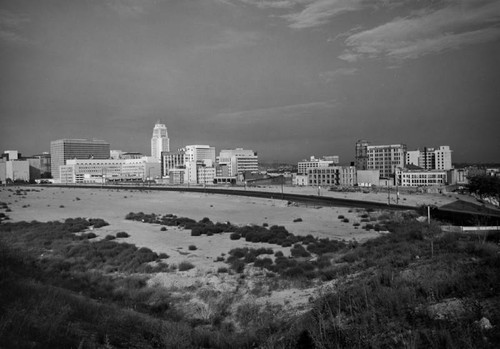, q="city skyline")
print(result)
[1,1,499,163]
